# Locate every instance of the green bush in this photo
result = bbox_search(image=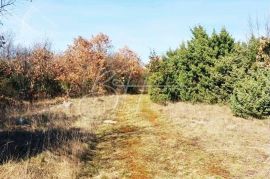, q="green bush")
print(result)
[230,69,270,119]
[148,52,181,103]
[176,26,213,102]
[147,26,270,120]
[148,26,237,103]
[0,60,18,97]
[209,53,253,103]
[148,71,172,104]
